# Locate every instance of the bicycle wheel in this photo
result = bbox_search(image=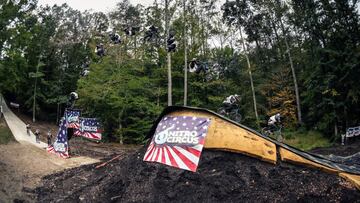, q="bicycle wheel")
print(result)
[276,126,284,142]
[217,107,226,116]
[232,113,242,123]
[205,73,212,82]
[261,127,270,136]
